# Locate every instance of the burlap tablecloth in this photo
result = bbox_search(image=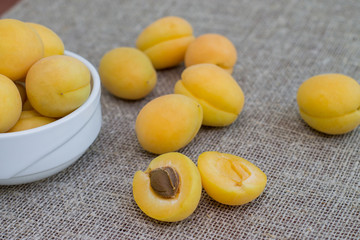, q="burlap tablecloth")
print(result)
[1,0,359,239]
